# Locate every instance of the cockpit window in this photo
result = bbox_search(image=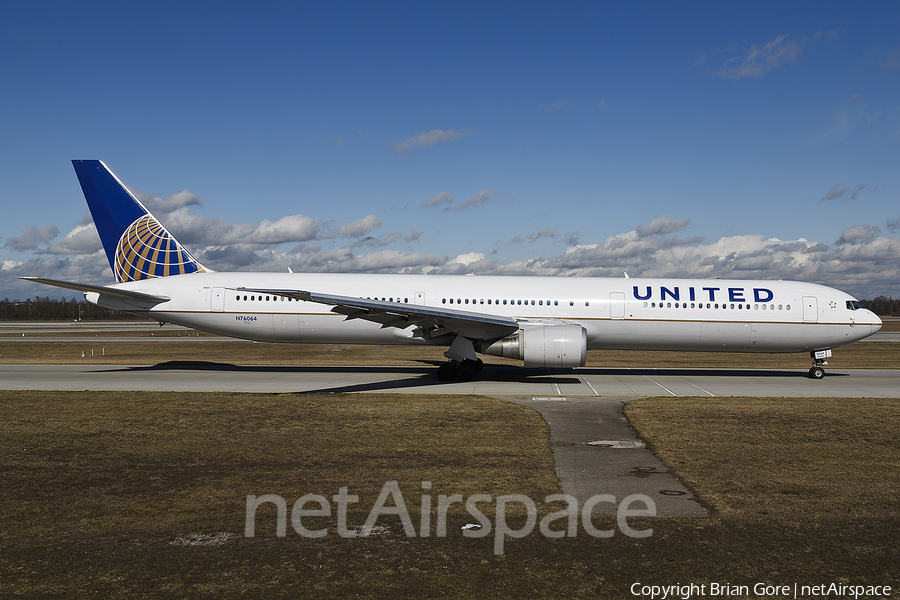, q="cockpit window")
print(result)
[846,300,864,311]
